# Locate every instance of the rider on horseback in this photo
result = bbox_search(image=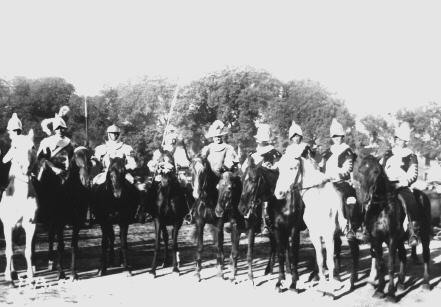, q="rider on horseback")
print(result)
[381,122,419,247]
[200,120,239,176]
[285,120,314,159]
[41,106,71,136]
[92,124,137,185]
[321,118,358,240]
[37,116,74,178]
[242,123,281,234]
